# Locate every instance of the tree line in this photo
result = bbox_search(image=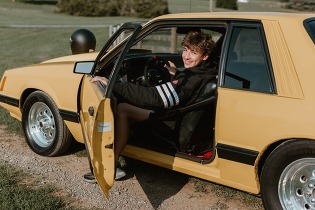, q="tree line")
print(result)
[16,0,238,18]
